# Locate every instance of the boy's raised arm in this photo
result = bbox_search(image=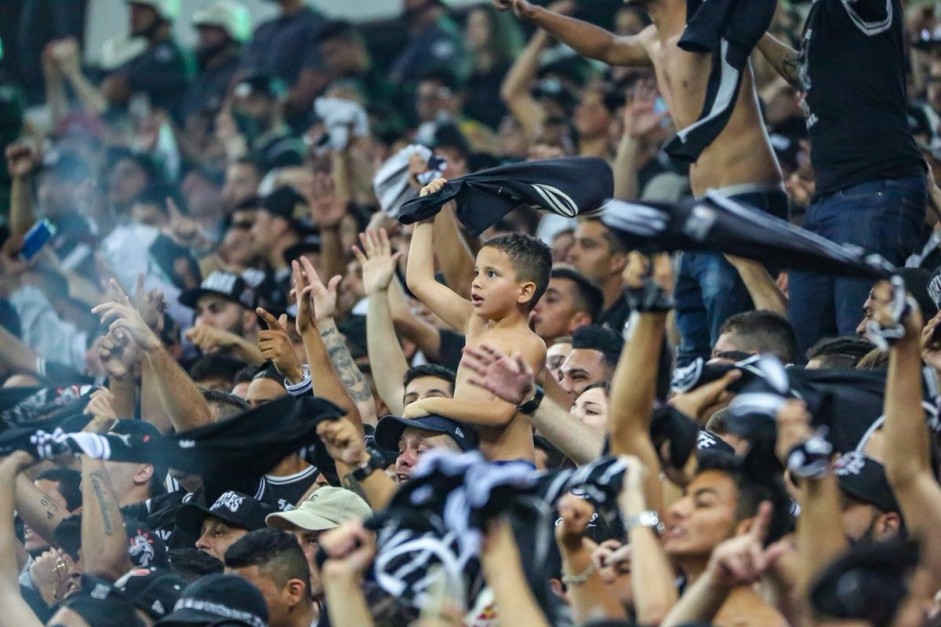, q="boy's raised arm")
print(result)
[405,179,474,331]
